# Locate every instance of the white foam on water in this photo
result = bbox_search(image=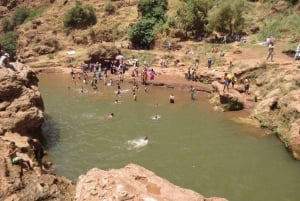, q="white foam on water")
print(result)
[114,89,130,94]
[127,137,149,149]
